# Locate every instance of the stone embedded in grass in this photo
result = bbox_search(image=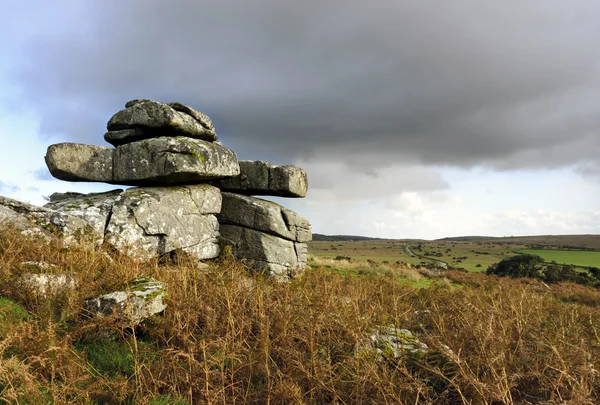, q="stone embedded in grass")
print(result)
[84,276,166,327]
[106,99,217,145]
[366,327,429,359]
[21,273,78,298]
[215,160,308,198]
[219,193,312,243]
